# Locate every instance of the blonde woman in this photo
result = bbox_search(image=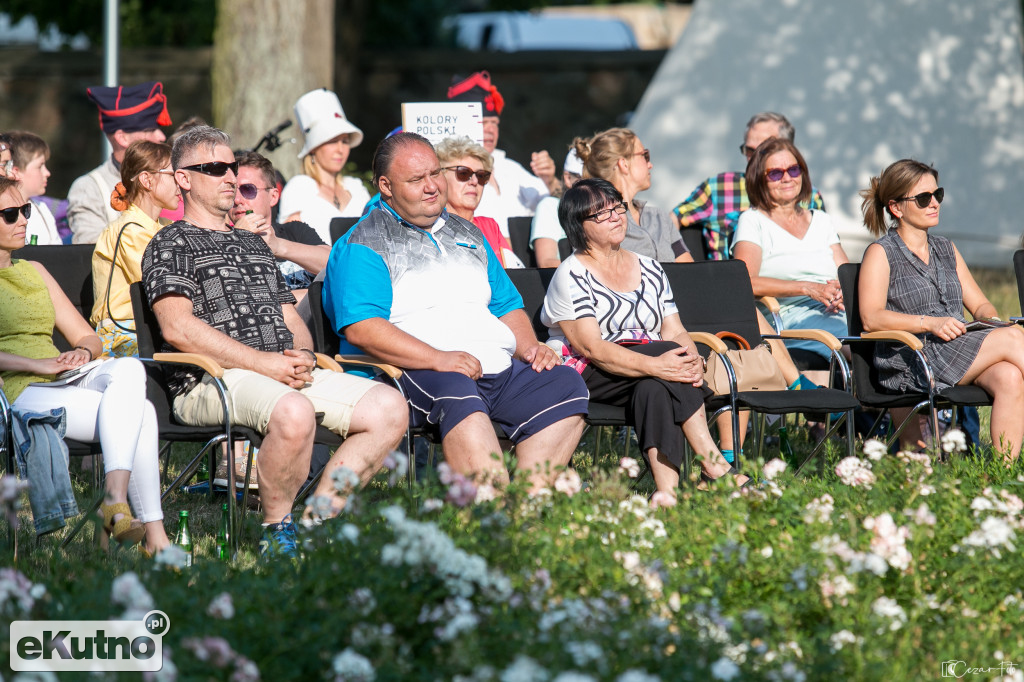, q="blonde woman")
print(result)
[279,89,370,243]
[91,141,178,357]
